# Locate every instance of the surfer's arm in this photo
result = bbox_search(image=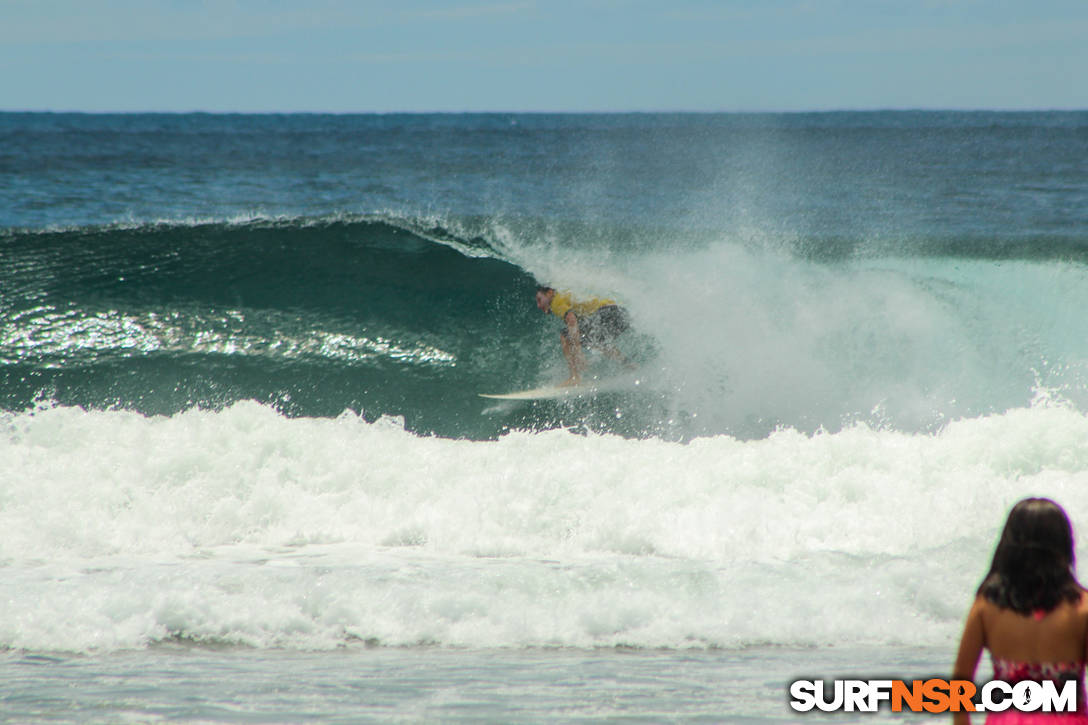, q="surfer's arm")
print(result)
[564,310,579,336]
[565,311,585,359]
[560,311,586,385]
